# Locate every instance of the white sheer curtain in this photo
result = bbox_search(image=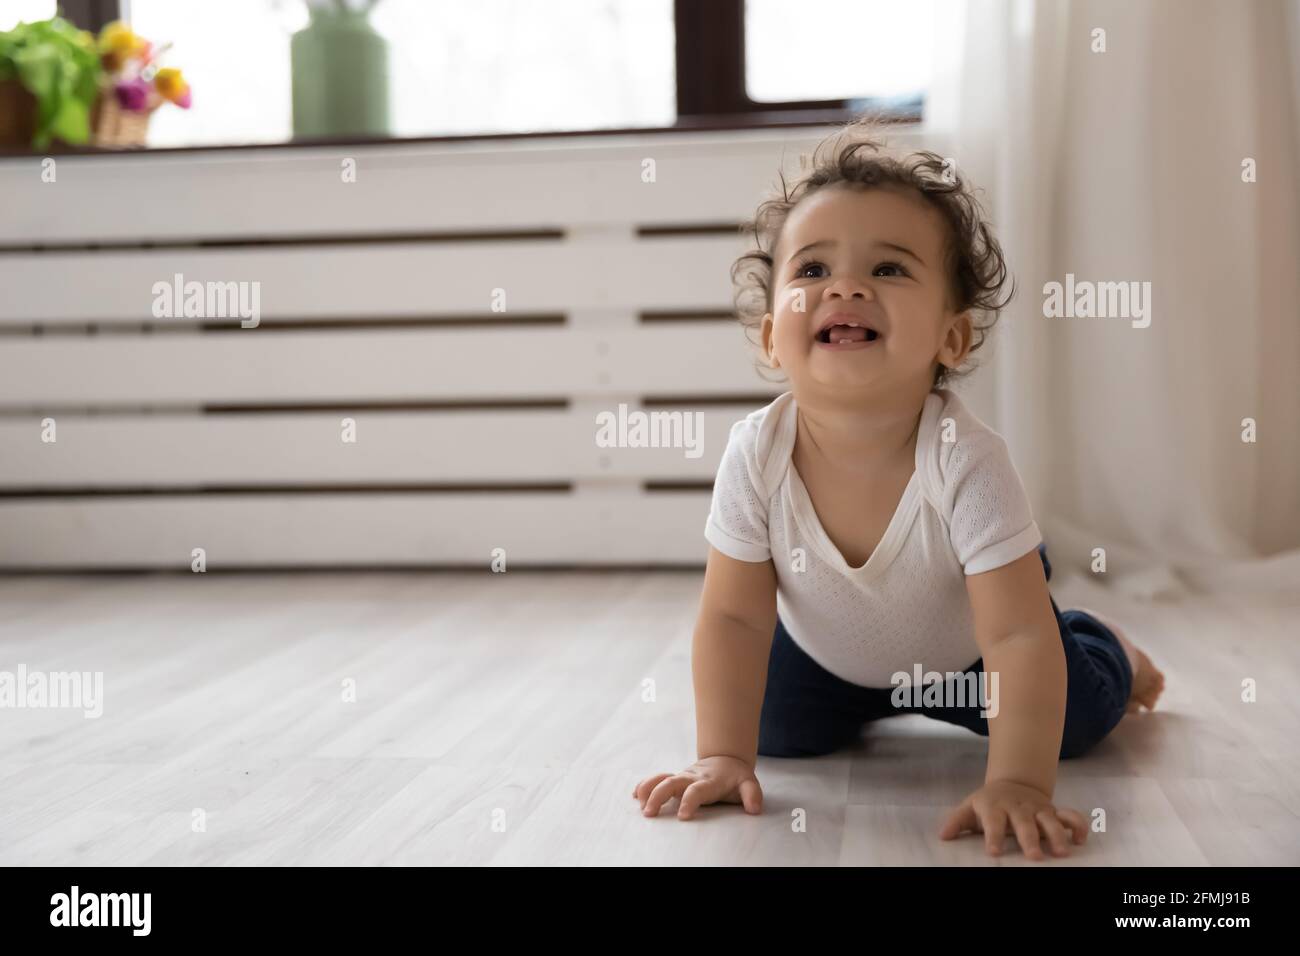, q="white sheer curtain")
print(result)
[923,0,1300,599]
